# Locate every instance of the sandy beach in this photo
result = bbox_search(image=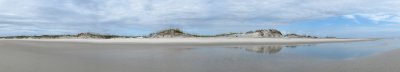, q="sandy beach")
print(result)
[0,38,372,44]
[0,39,399,72]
